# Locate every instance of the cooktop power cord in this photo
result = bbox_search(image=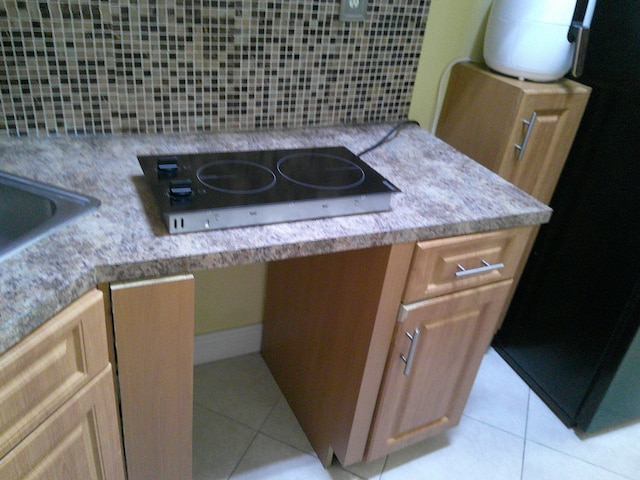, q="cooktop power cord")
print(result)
[358,120,421,157]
